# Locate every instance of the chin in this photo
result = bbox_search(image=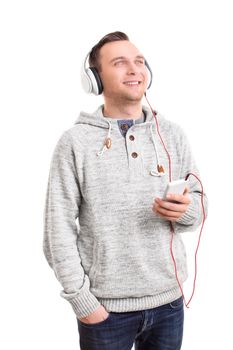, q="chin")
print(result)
[106,89,144,103]
[125,92,144,102]
[121,88,143,99]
